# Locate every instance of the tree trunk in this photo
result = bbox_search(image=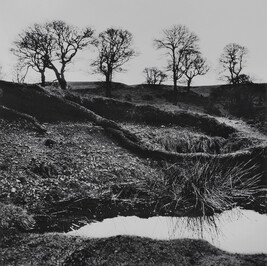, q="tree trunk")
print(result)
[187,78,192,92]
[58,77,67,90]
[54,73,67,90]
[173,74,177,93]
[105,73,112,98]
[40,71,46,87]
[172,58,177,93]
[51,66,67,90]
[172,51,178,104]
[173,75,178,104]
[59,70,67,90]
